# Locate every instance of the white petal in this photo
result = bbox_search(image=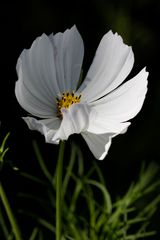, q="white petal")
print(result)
[78,30,134,102]
[23,117,61,143]
[16,26,84,118]
[90,68,148,122]
[52,103,90,142]
[87,108,131,134]
[81,132,115,160]
[49,25,84,92]
[16,34,60,103]
[15,67,56,118]
[16,34,59,117]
